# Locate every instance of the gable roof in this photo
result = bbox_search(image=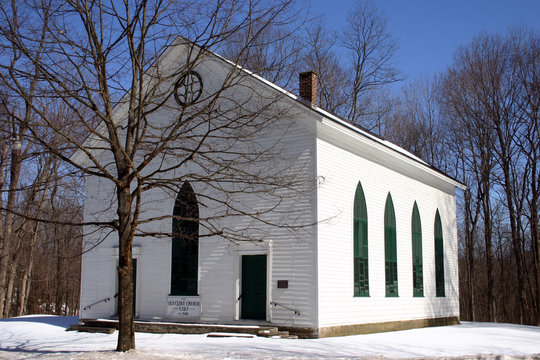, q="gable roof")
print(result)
[72,38,465,190]
[210,47,465,190]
